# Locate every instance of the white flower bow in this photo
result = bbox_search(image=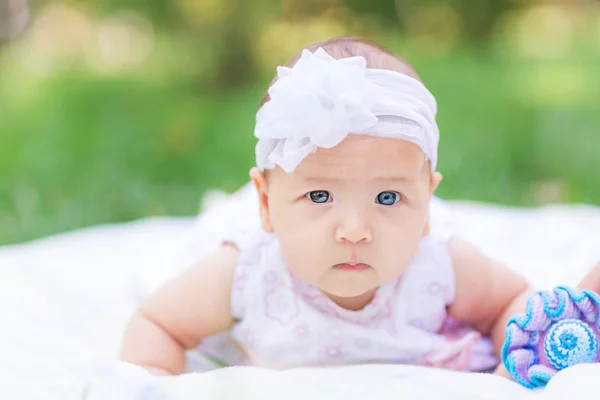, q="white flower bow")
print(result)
[255,48,382,173]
